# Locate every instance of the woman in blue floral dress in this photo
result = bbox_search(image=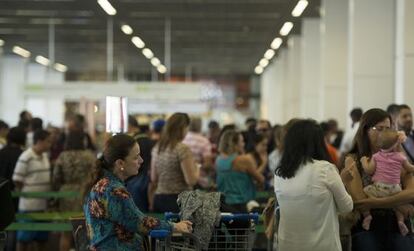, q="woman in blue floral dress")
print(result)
[83,134,192,251]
